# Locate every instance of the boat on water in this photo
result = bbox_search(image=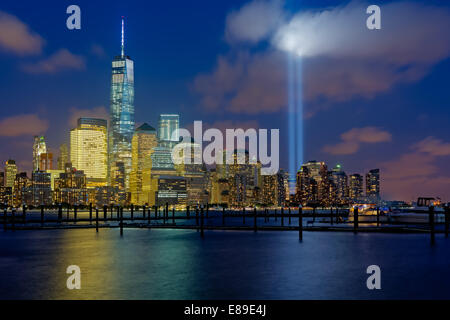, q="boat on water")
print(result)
[387,197,445,224]
[348,197,447,224]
